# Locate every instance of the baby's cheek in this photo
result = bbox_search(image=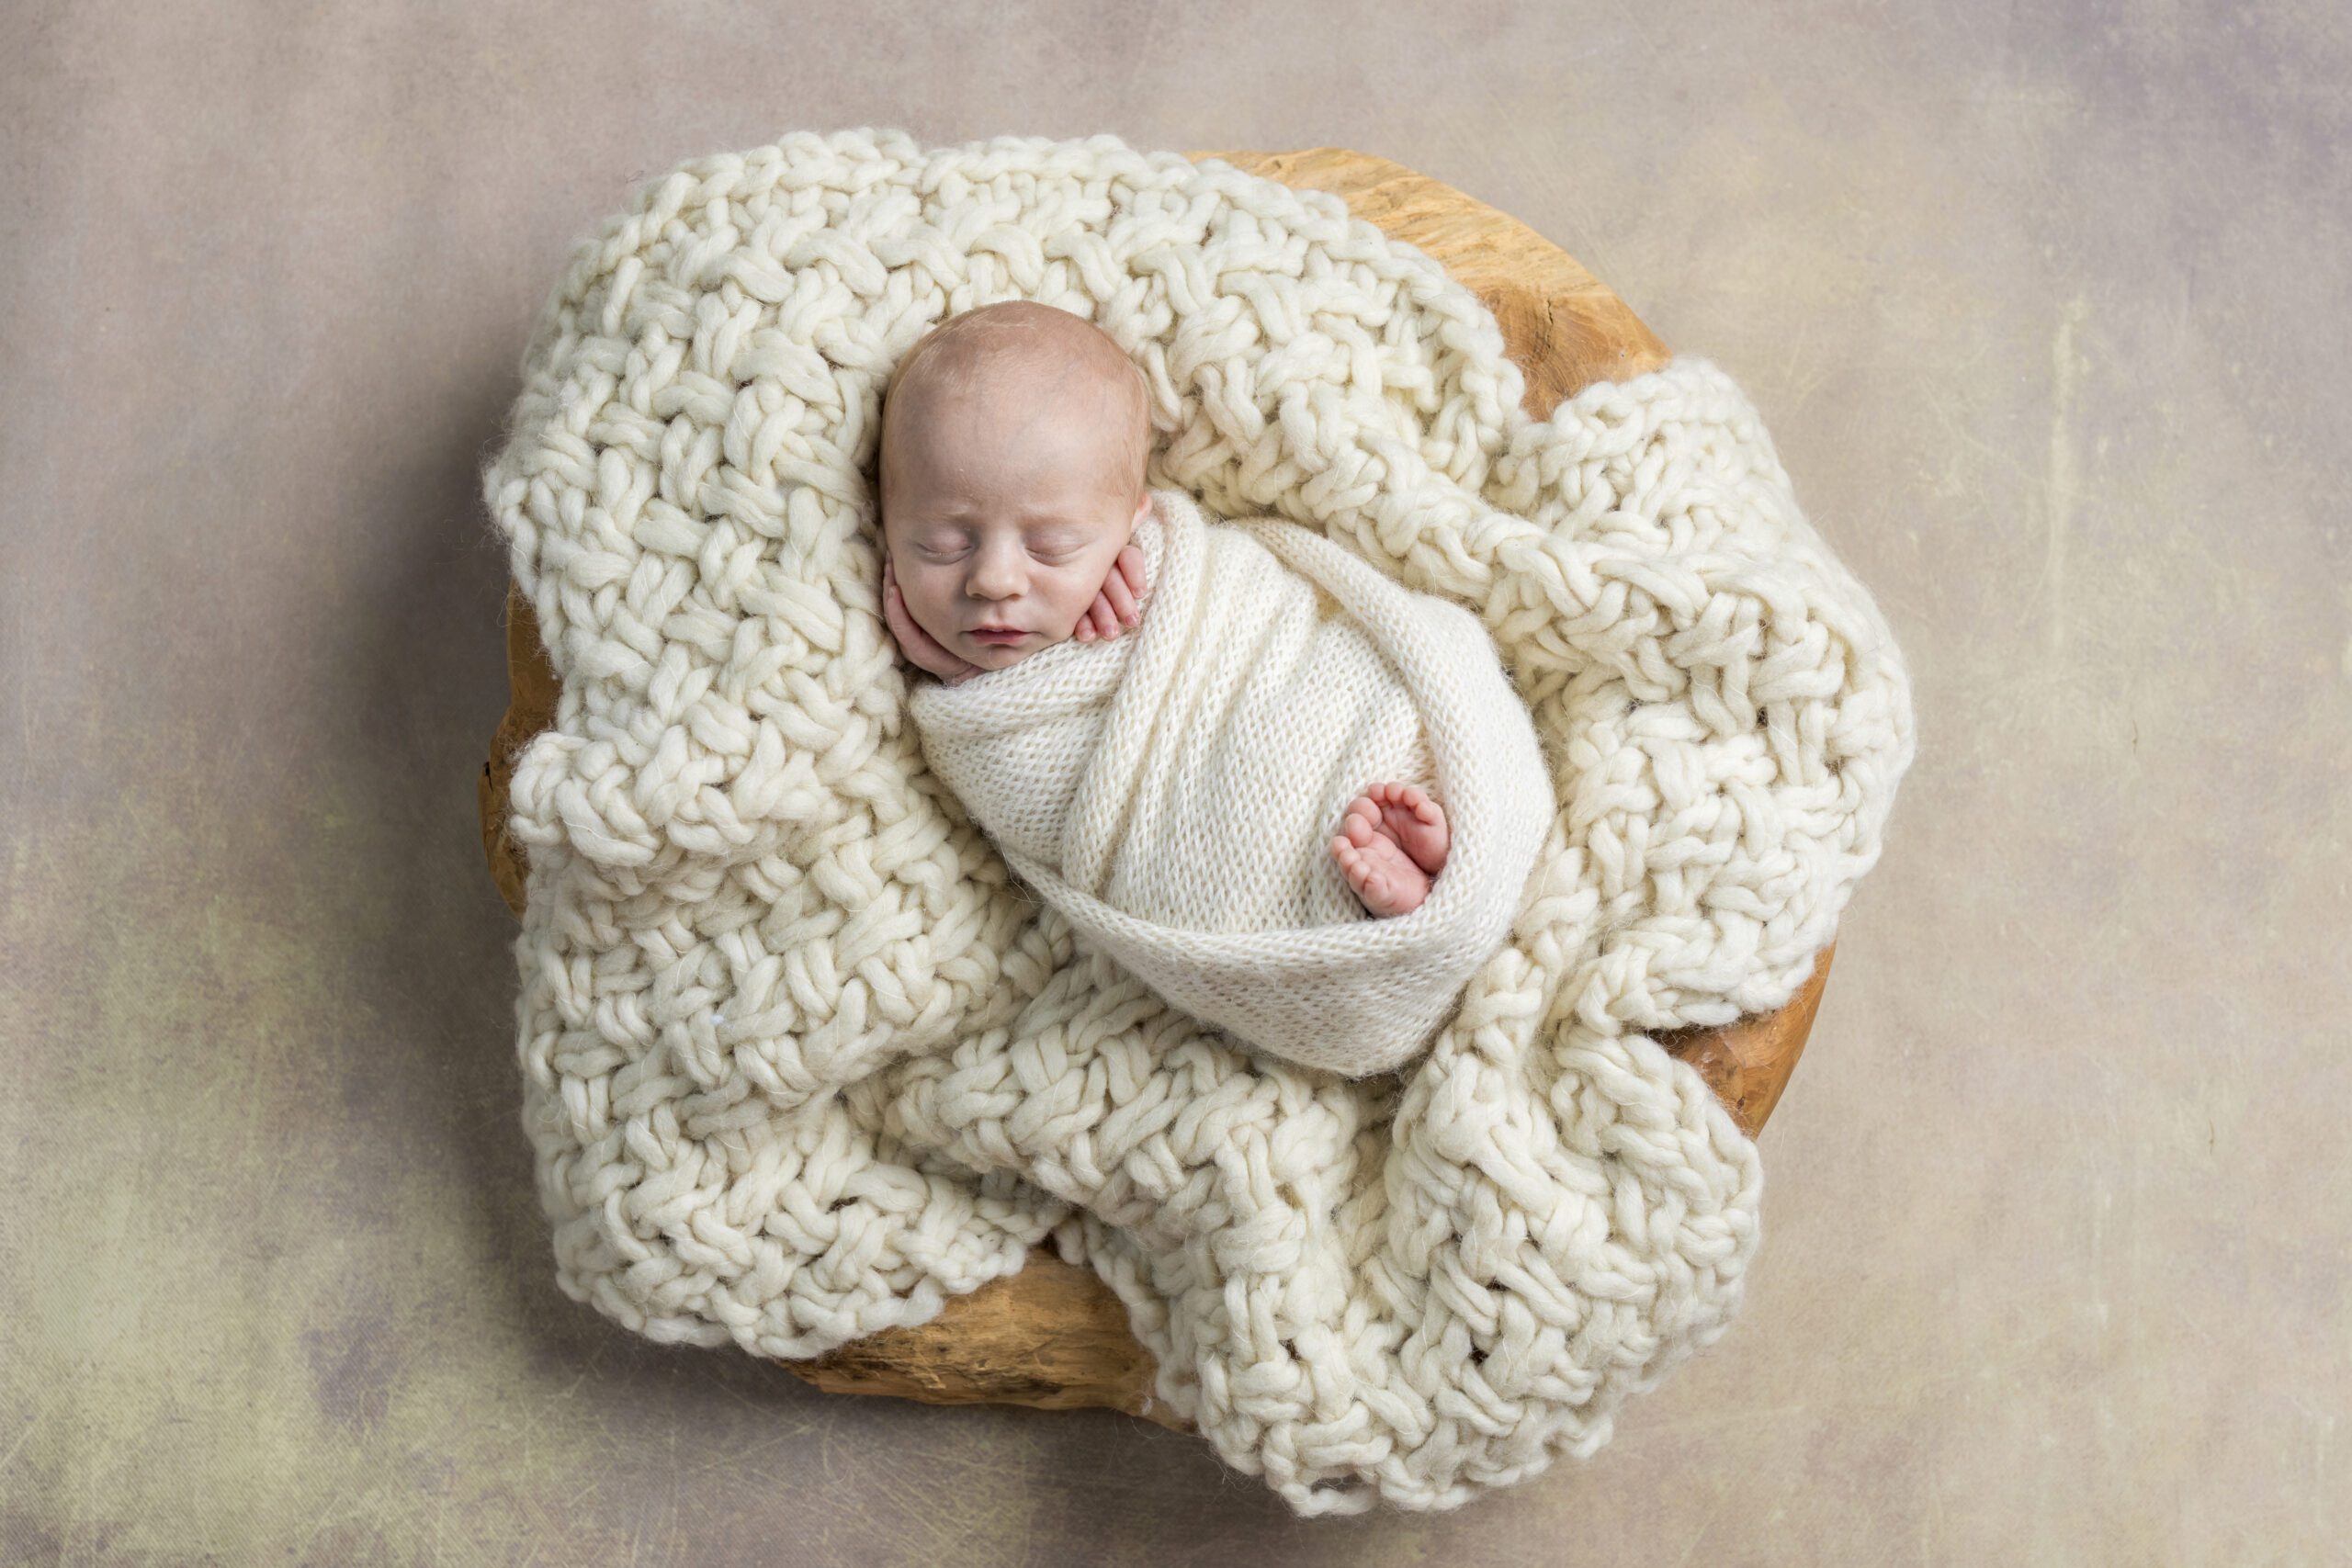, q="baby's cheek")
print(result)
[900,577,958,645]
